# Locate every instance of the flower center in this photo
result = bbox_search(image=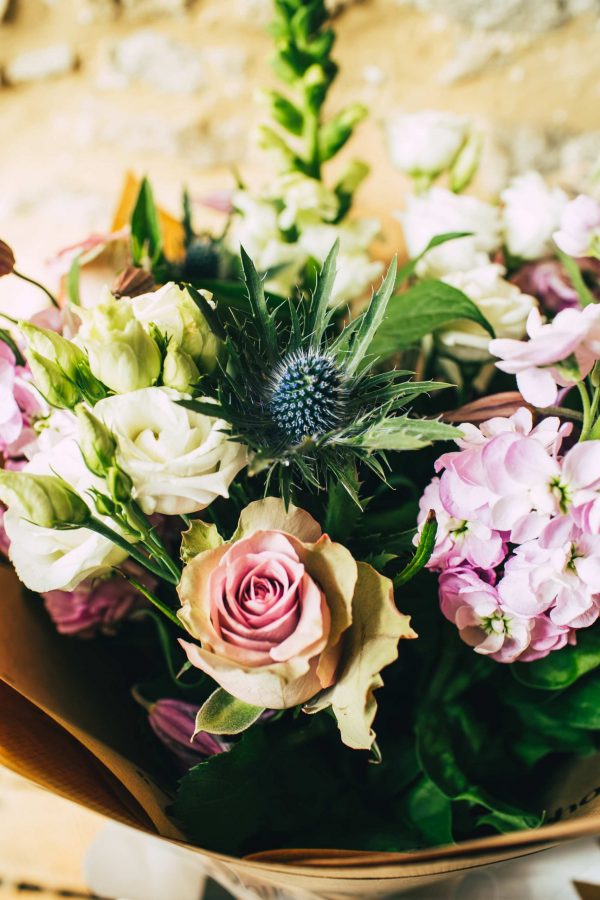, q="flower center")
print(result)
[481,610,511,636]
[549,476,572,514]
[268,351,347,444]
